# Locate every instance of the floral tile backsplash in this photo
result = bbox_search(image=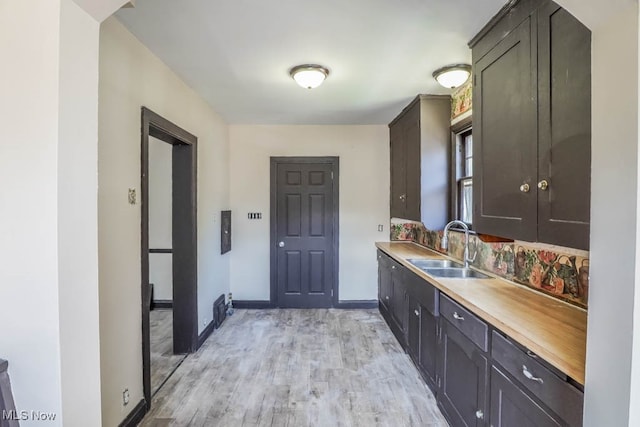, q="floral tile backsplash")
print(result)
[390,221,590,309]
[451,79,472,119]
